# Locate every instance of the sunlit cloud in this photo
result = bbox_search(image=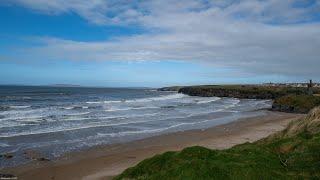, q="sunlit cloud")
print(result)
[2,0,320,79]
